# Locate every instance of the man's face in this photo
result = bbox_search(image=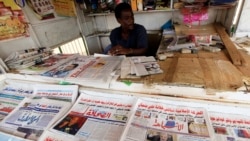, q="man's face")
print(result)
[118,10,134,30]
